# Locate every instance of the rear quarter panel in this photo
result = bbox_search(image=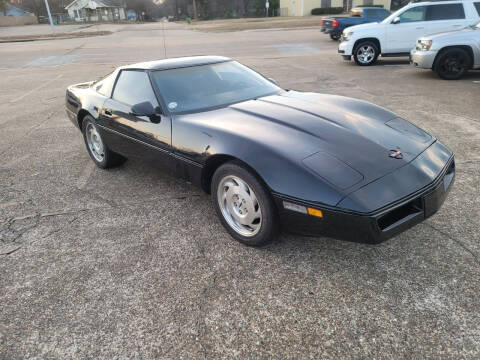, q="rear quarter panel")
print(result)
[65,84,109,129]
